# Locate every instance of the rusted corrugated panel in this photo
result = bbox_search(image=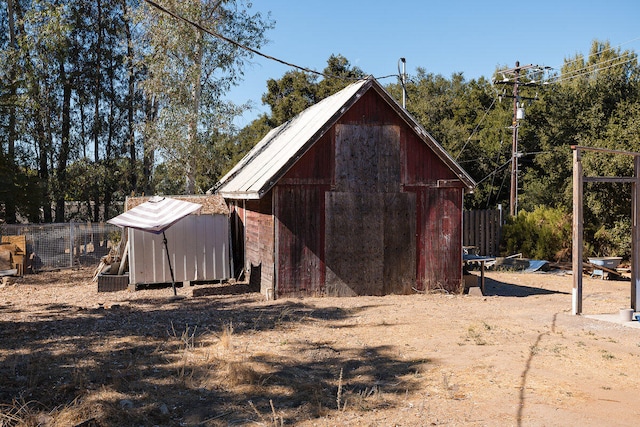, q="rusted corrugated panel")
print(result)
[411,186,463,293]
[275,184,327,296]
